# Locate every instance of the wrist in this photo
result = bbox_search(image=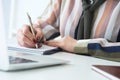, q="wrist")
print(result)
[36,19,48,28]
[74,40,89,54]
